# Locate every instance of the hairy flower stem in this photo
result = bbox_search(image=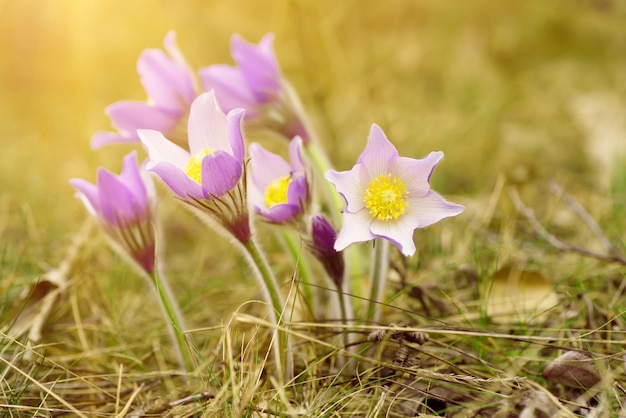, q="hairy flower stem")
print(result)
[367,238,389,323]
[241,237,293,381]
[304,142,344,226]
[144,265,194,373]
